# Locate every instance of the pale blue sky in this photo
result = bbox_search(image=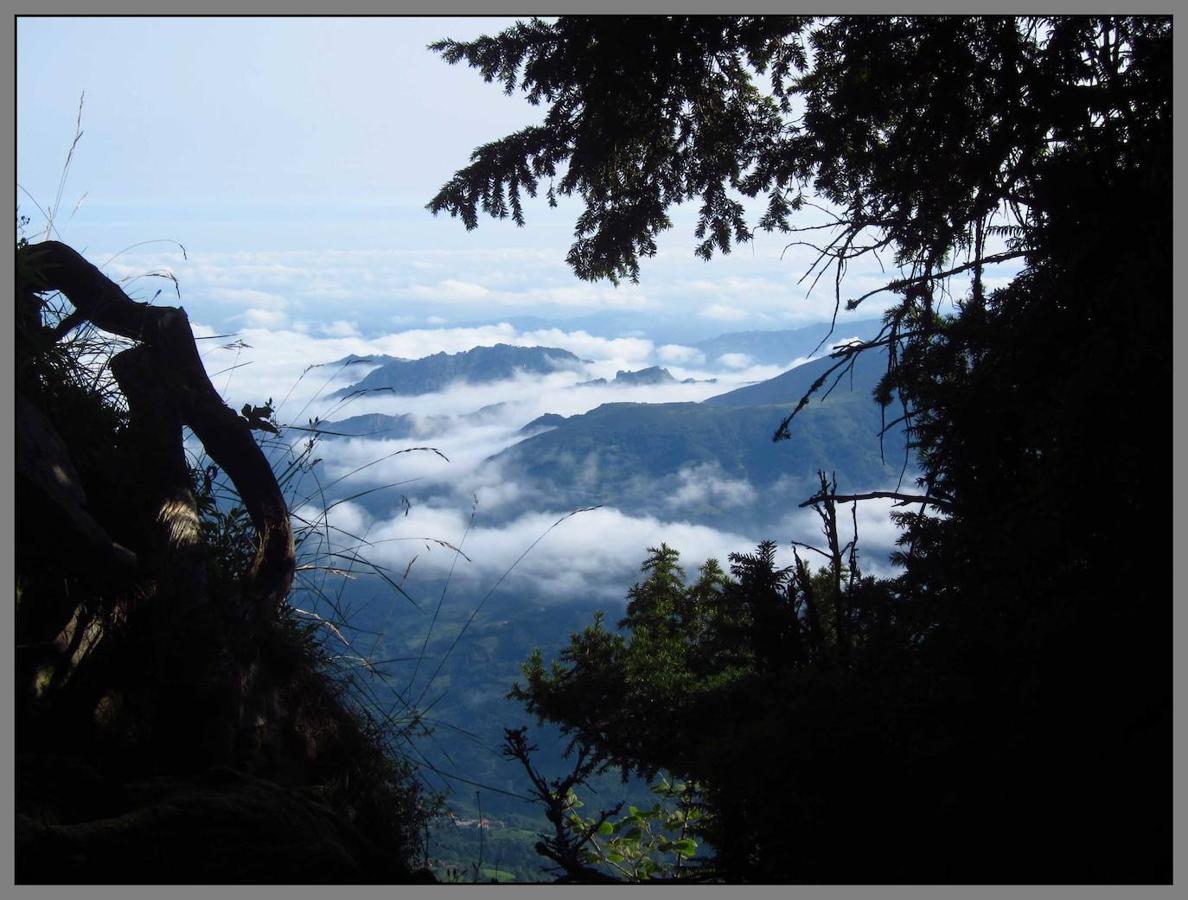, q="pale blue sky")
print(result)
[18,17,1004,342]
[18,18,551,243]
